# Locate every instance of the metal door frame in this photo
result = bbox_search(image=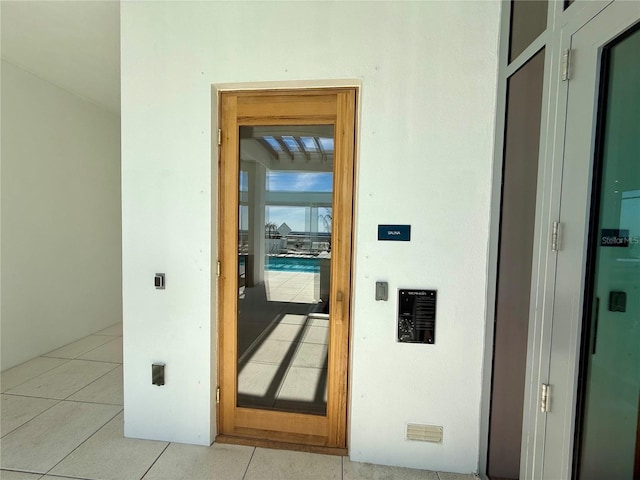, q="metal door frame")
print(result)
[521,2,640,478]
